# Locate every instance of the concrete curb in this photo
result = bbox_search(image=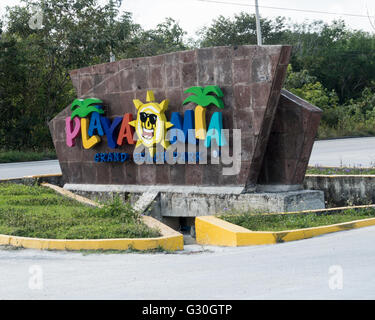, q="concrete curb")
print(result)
[42,183,101,207]
[195,206,375,246]
[0,233,184,251]
[0,174,64,187]
[0,182,183,252]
